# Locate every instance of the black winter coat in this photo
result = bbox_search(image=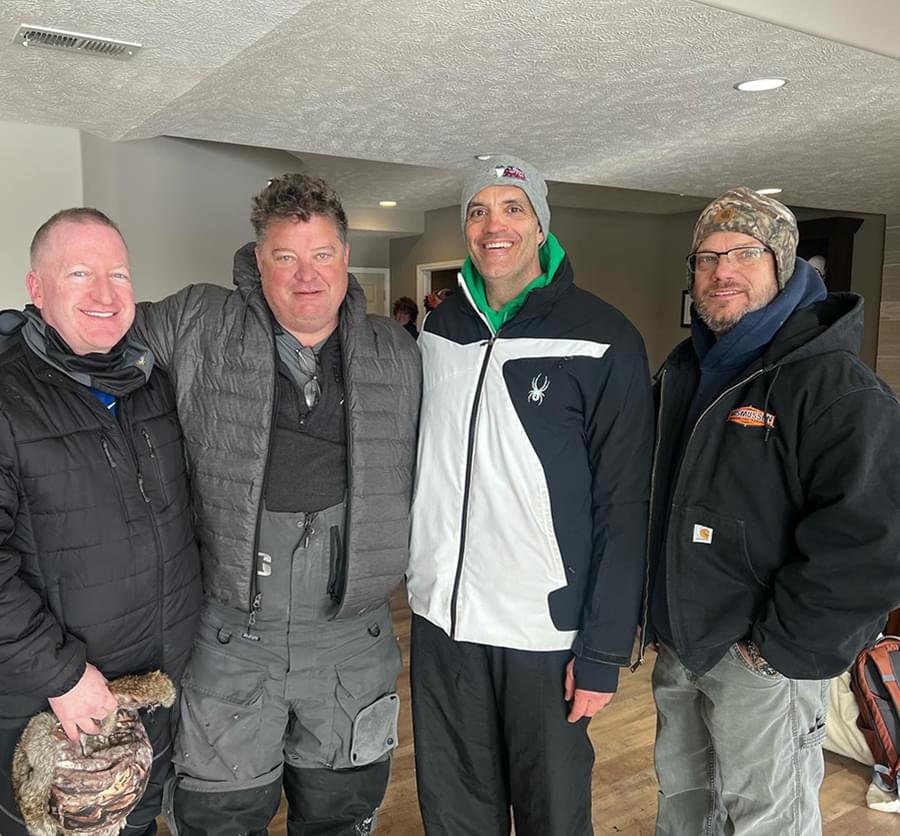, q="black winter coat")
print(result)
[648,292,900,679]
[0,342,202,720]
